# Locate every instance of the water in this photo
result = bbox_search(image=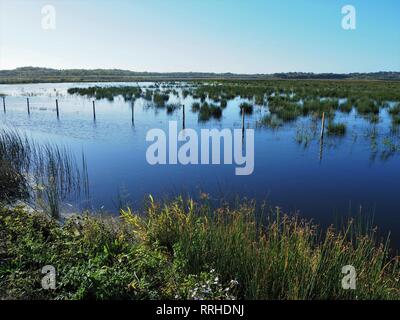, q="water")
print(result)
[1,82,400,246]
